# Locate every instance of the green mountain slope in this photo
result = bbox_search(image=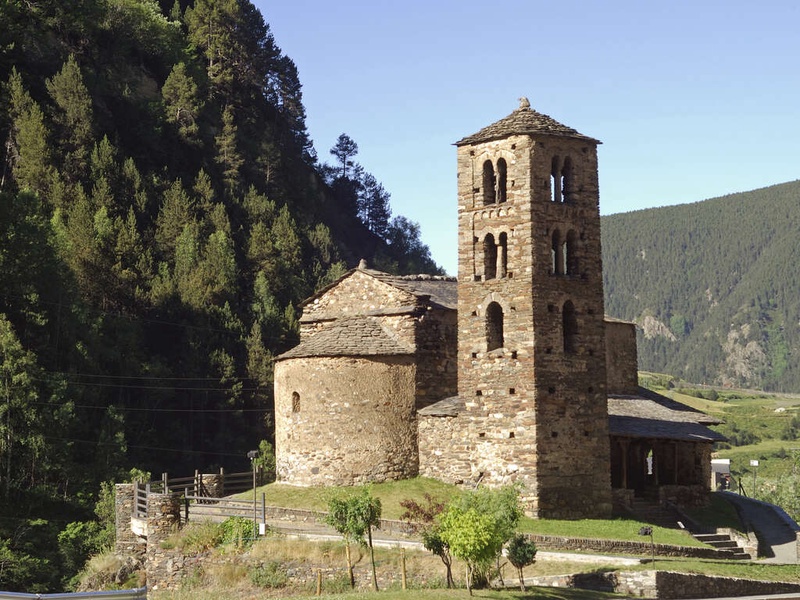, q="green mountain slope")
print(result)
[0,0,437,508]
[602,180,800,392]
